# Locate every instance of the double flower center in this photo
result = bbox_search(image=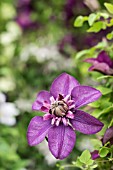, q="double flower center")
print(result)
[50,100,68,117]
